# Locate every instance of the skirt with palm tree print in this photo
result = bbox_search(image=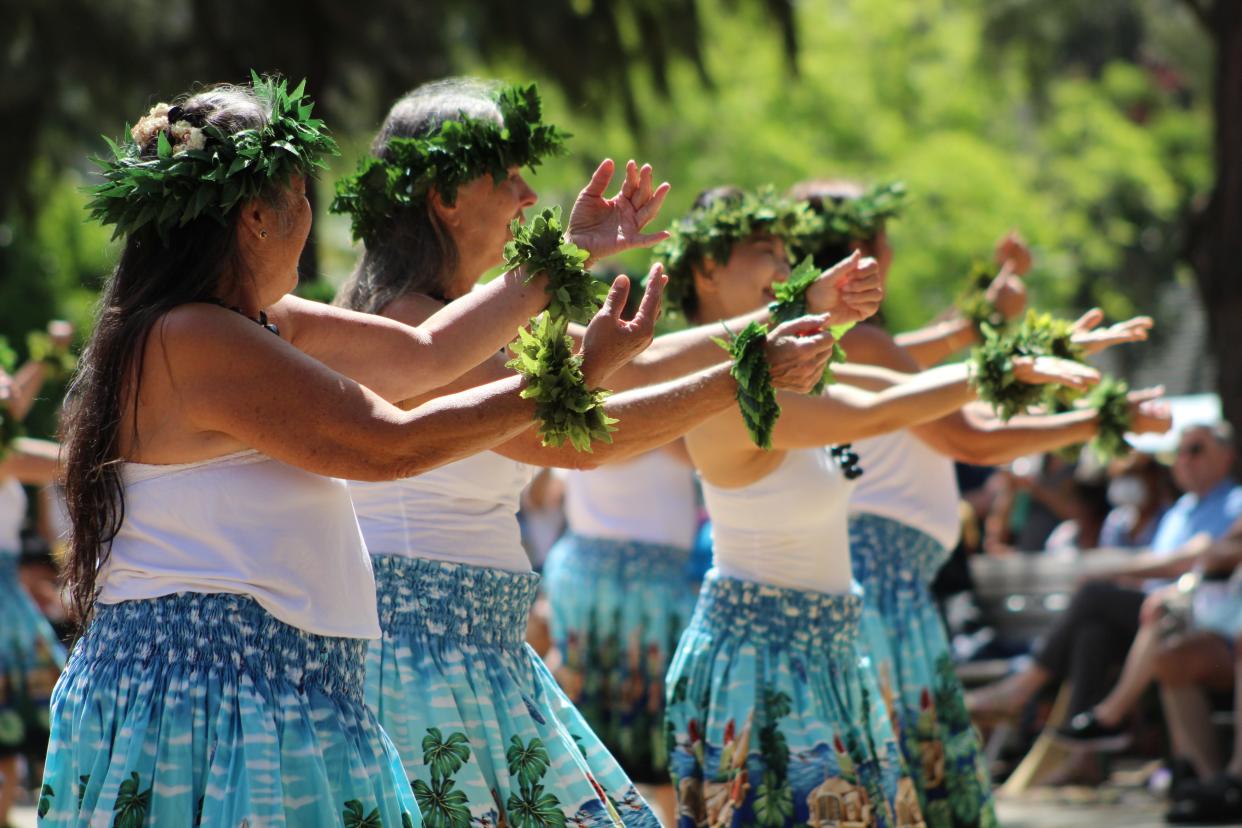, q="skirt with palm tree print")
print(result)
[665,572,926,828]
[366,554,661,828]
[38,592,419,827]
[850,514,997,828]
[543,533,700,783]
[0,548,66,761]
